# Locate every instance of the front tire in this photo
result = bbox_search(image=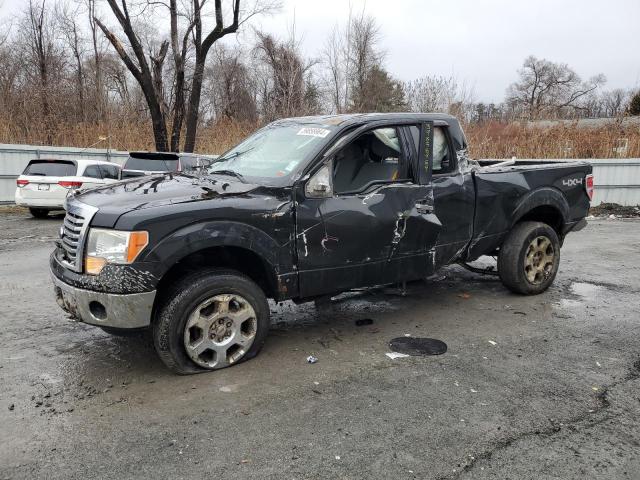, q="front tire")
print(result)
[29,208,49,218]
[152,269,270,374]
[498,221,560,295]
